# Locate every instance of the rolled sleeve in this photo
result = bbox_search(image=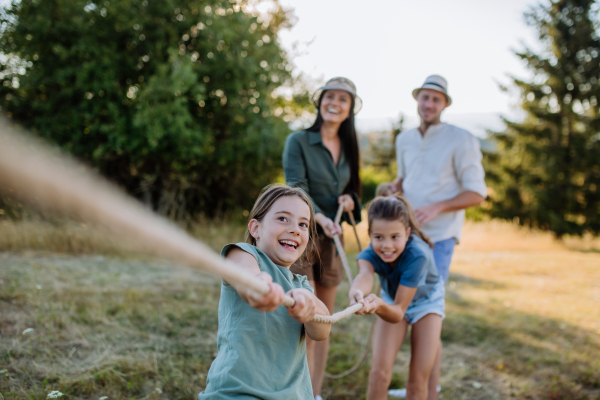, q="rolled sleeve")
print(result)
[454,135,487,198]
[283,134,324,215]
